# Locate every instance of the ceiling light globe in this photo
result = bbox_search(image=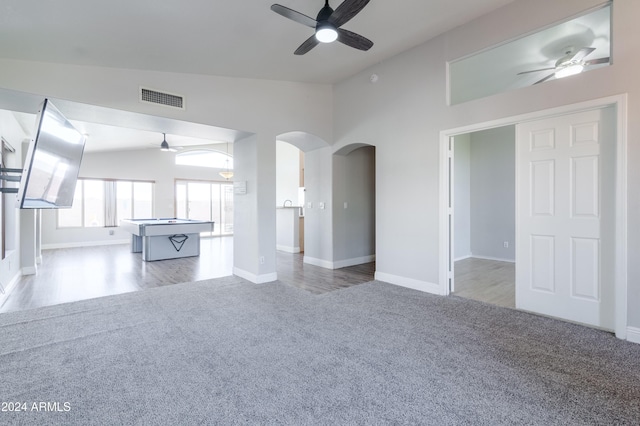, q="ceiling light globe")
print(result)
[555,63,584,79]
[316,27,338,43]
